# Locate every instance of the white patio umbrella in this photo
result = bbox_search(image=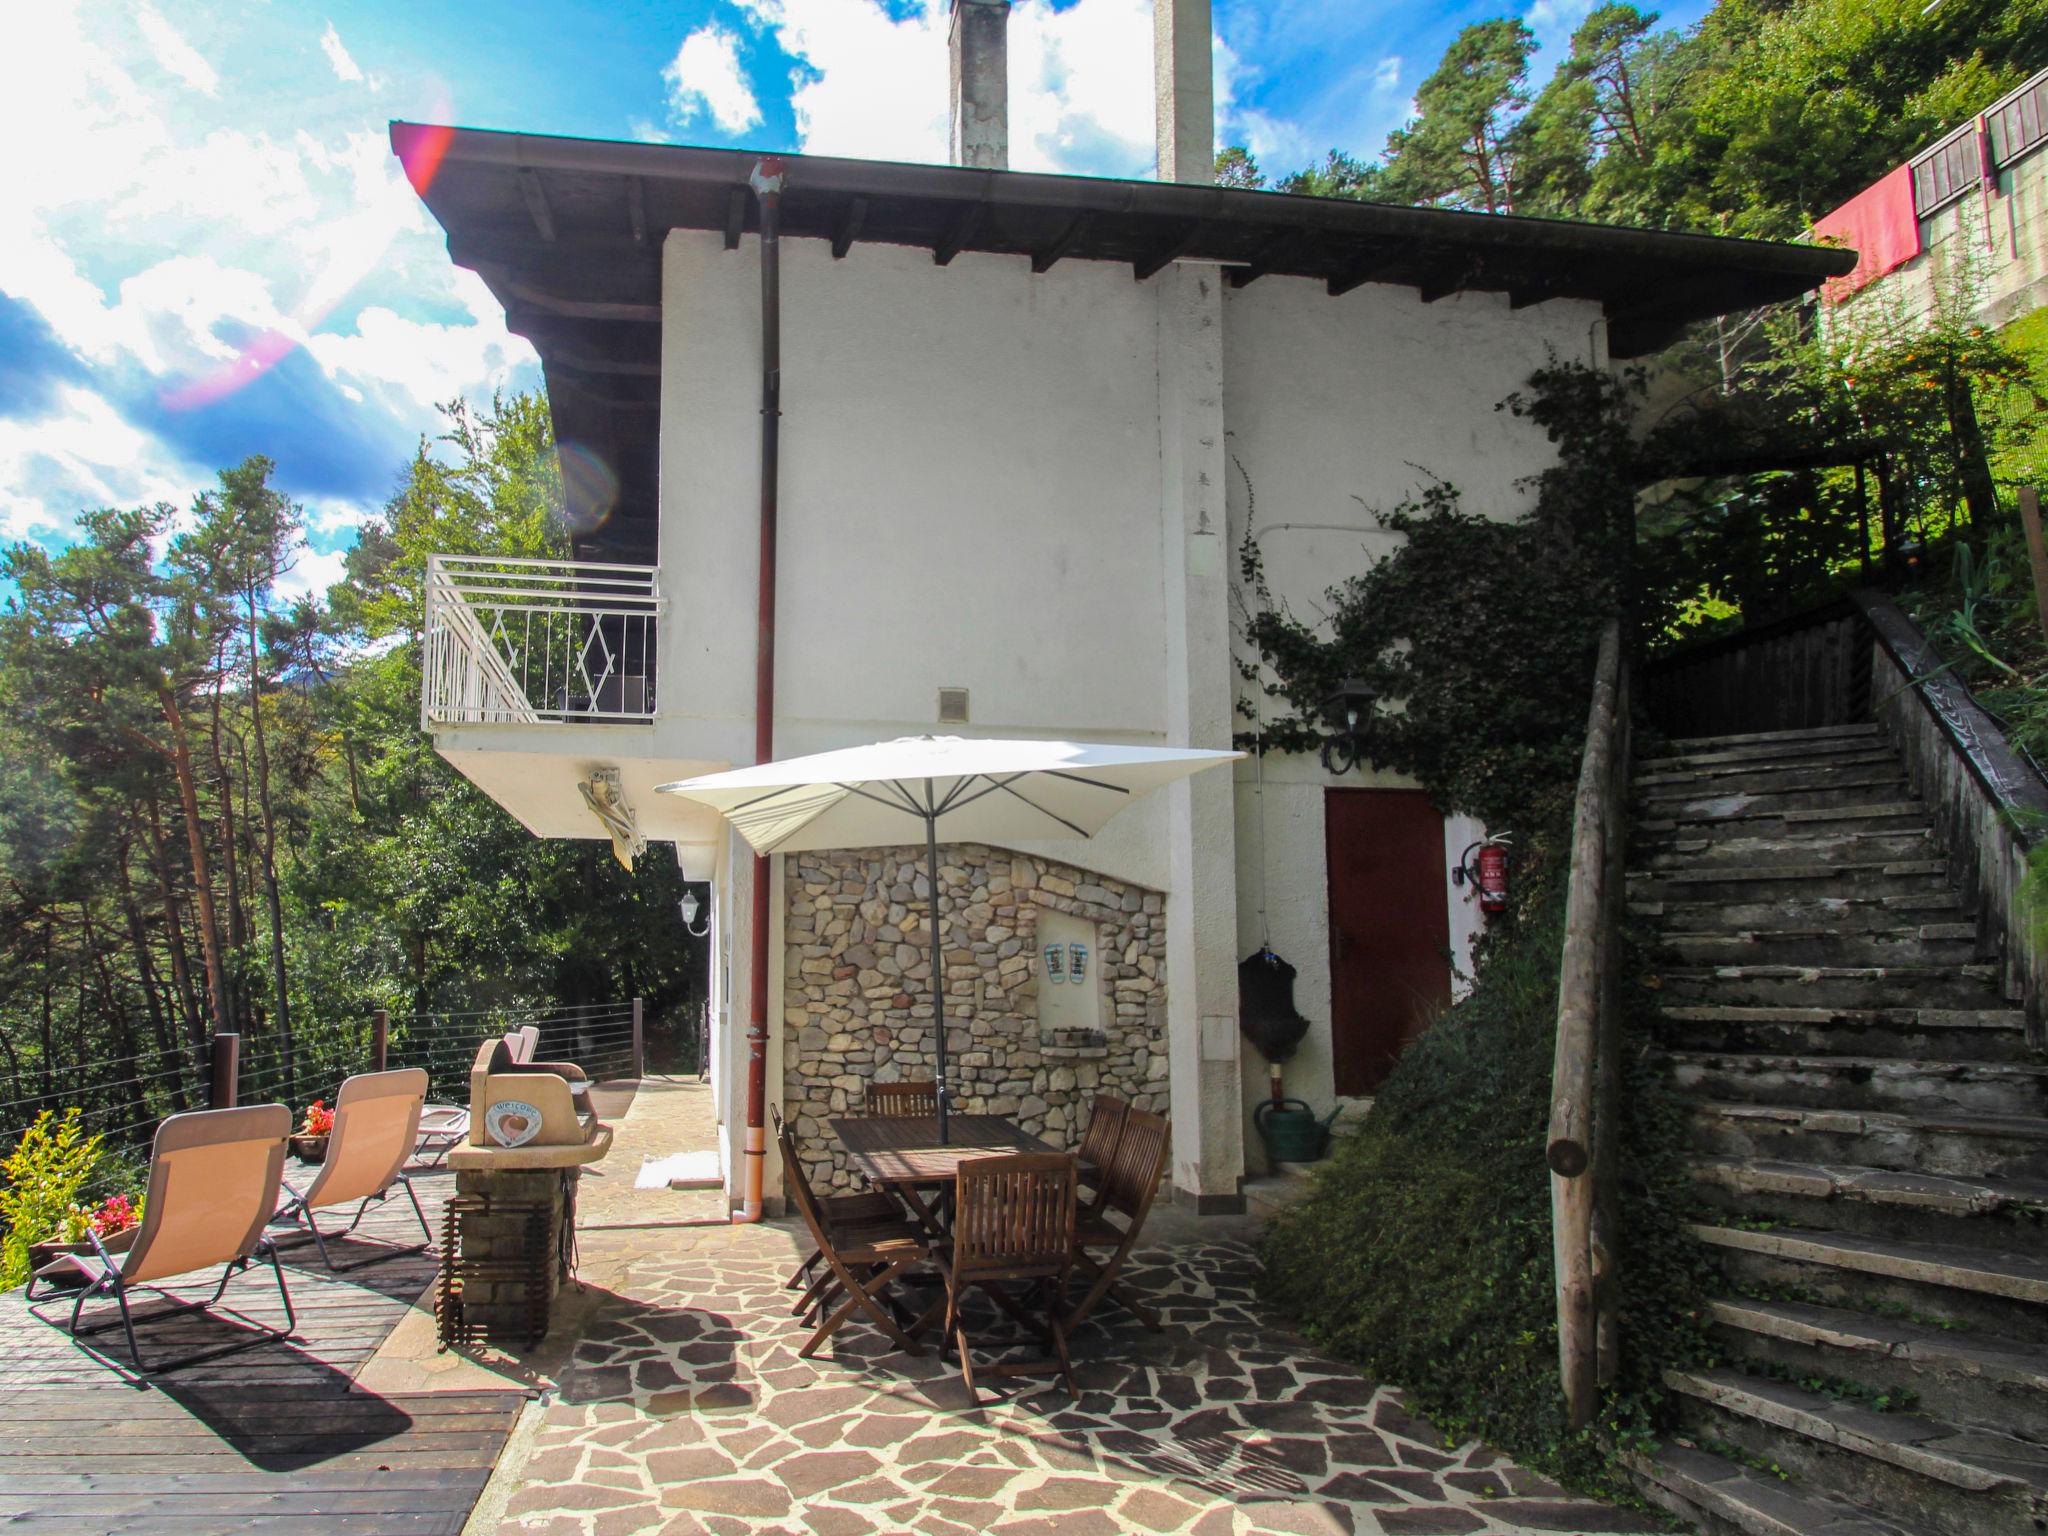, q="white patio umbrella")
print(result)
[659,736,1241,1141]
